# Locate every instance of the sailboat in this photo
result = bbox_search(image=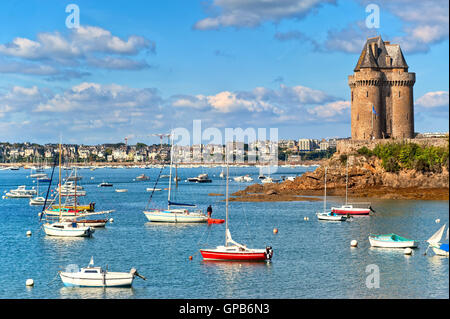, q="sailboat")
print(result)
[426,224,449,257]
[199,163,273,261]
[331,161,372,215]
[143,133,208,223]
[41,143,94,237]
[316,167,347,221]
